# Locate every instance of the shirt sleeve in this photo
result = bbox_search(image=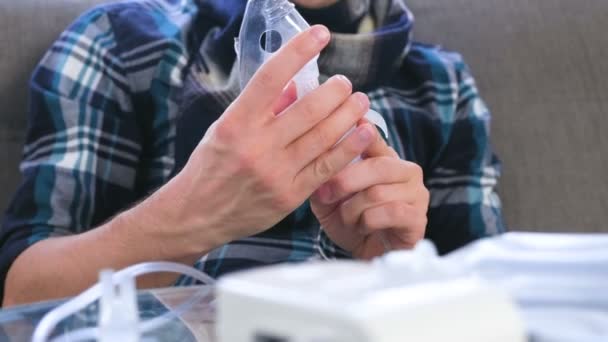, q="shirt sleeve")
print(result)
[424,56,506,255]
[0,8,141,300]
